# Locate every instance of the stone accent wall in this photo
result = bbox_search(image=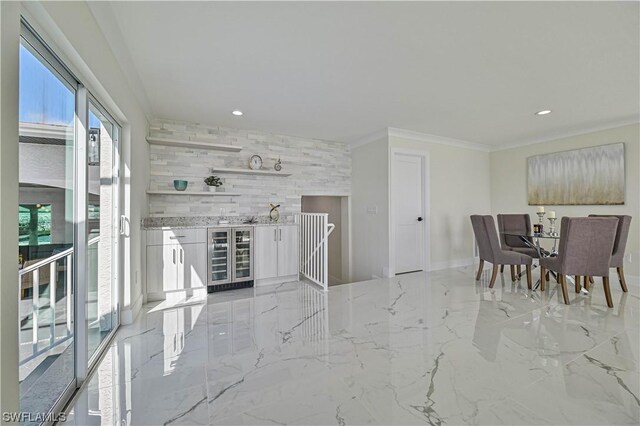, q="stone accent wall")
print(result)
[148,119,351,217]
